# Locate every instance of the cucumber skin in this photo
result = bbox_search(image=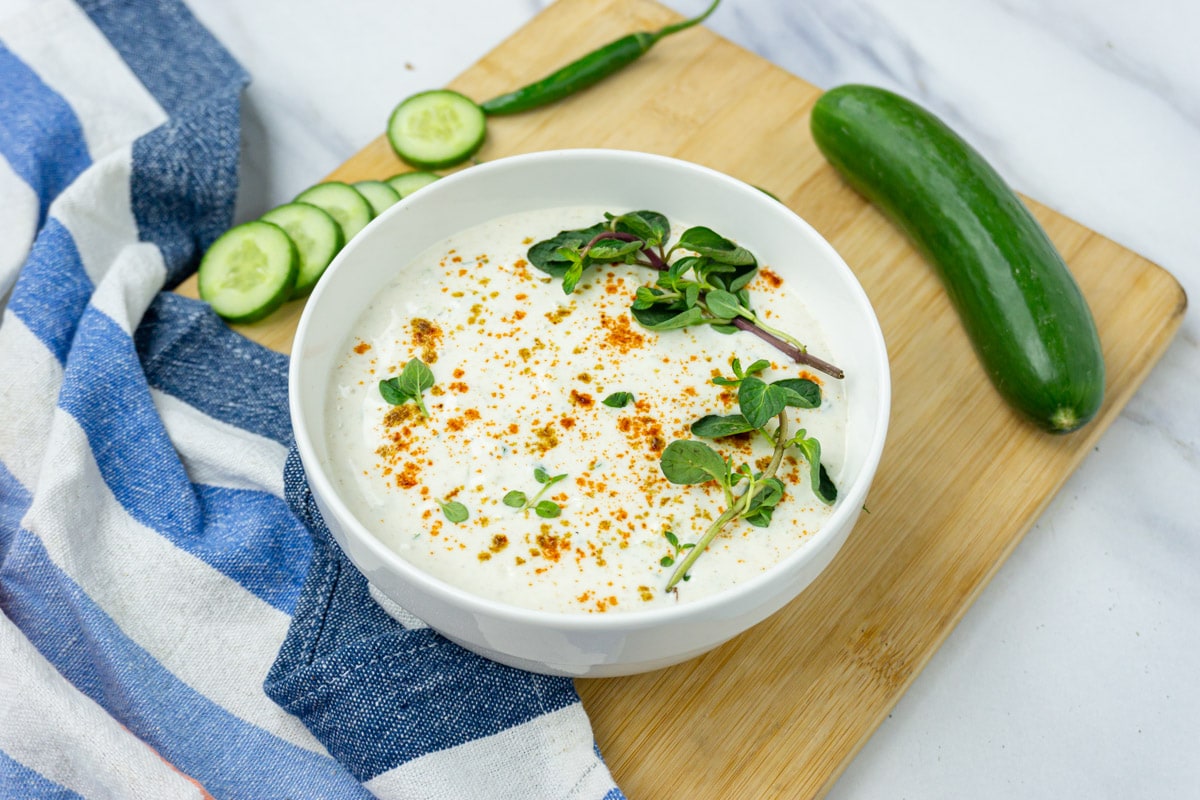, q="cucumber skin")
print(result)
[810,84,1104,433]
